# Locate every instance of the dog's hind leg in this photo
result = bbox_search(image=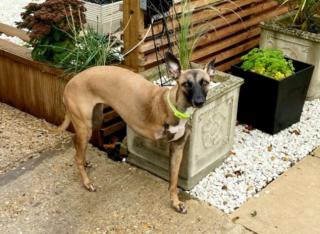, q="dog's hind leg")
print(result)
[84,103,104,168]
[74,129,95,191]
[68,103,96,191]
